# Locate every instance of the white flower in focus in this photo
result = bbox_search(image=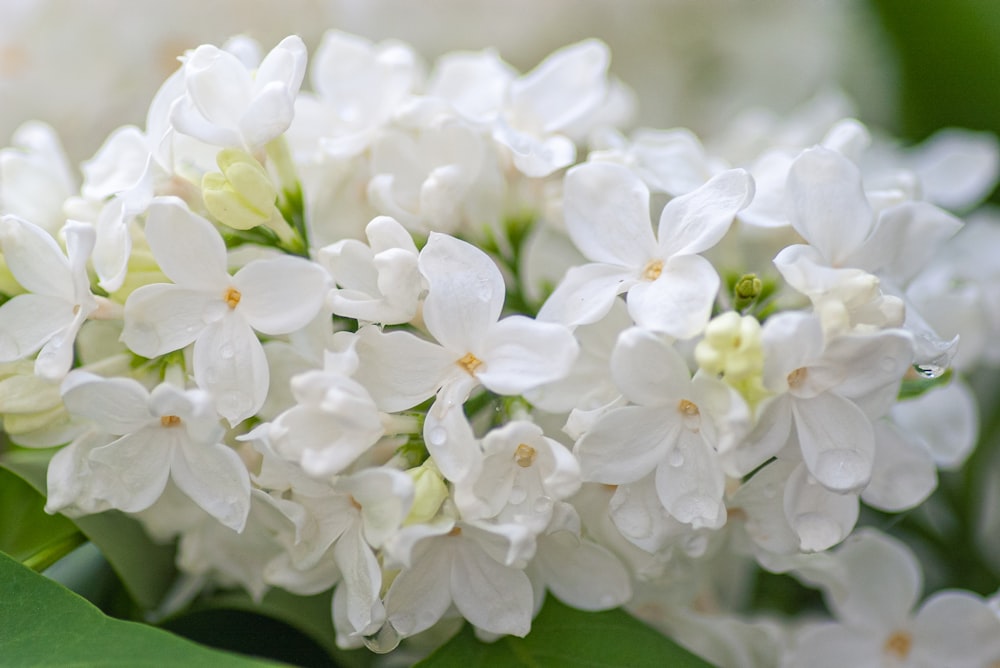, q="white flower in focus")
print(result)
[320,216,421,325]
[354,233,578,481]
[0,217,99,380]
[574,327,748,530]
[170,35,307,150]
[56,371,251,531]
[538,161,753,338]
[454,420,580,532]
[384,516,536,641]
[121,198,328,424]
